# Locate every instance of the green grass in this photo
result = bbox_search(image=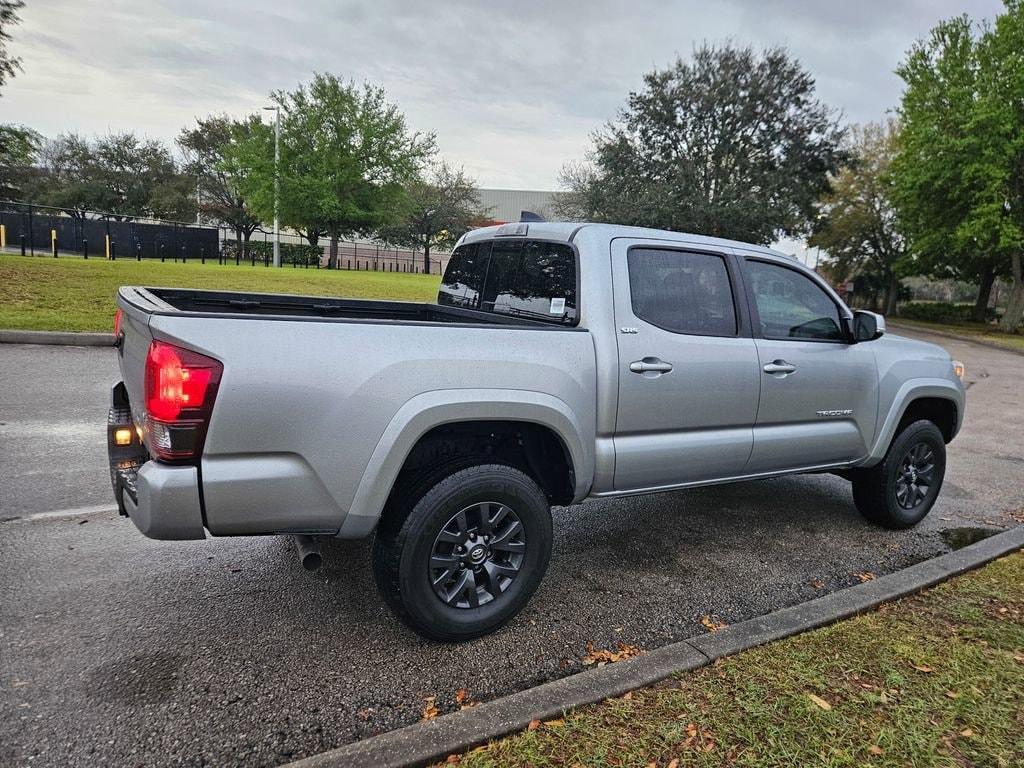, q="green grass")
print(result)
[892,317,1024,353]
[0,253,440,332]
[450,553,1024,767]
